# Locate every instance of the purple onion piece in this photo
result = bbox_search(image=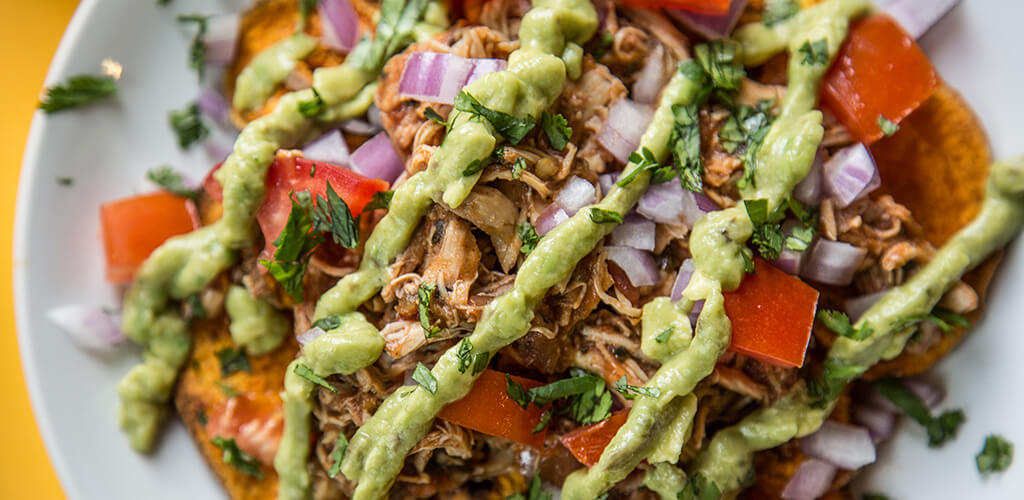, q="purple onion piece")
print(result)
[203,14,240,65]
[638,181,685,224]
[800,420,876,470]
[844,290,889,322]
[349,132,403,183]
[398,52,505,105]
[670,259,695,301]
[536,204,569,236]
[303,129,350,166]
[800,239,867,286]
[197,85,232,126]
[665,0,748,40]
[47,305,126,352]
[598,99,654,163]
[555,176,596,216]
[852,403,897,443]
[319,0,360,52]
[598,172,619,196]
[793,148,826,206]
[297,326,327,347]
[781,459,837,500]
[610,214,656,251]
[340,119,381,136]
[605,246,660,287]
[681,189,720,226]
[631,44,665,105]
[824,143,879,208]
